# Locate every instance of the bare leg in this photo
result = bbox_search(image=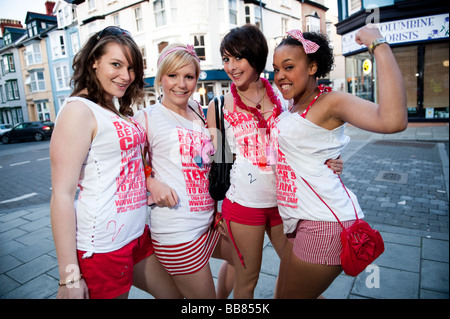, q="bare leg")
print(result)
[172,264,216,299]
[133,254,183,299]
[228,221,266,299]
[212,225,235,299]
[216,261,235,298]
[277,241,342,299]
